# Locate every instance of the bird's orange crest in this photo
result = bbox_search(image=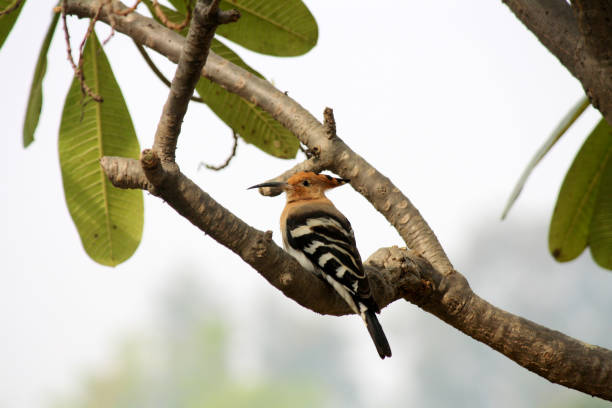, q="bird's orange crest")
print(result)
[287,172,349,188]
[248,172,350,202]
[284,172,350,202]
